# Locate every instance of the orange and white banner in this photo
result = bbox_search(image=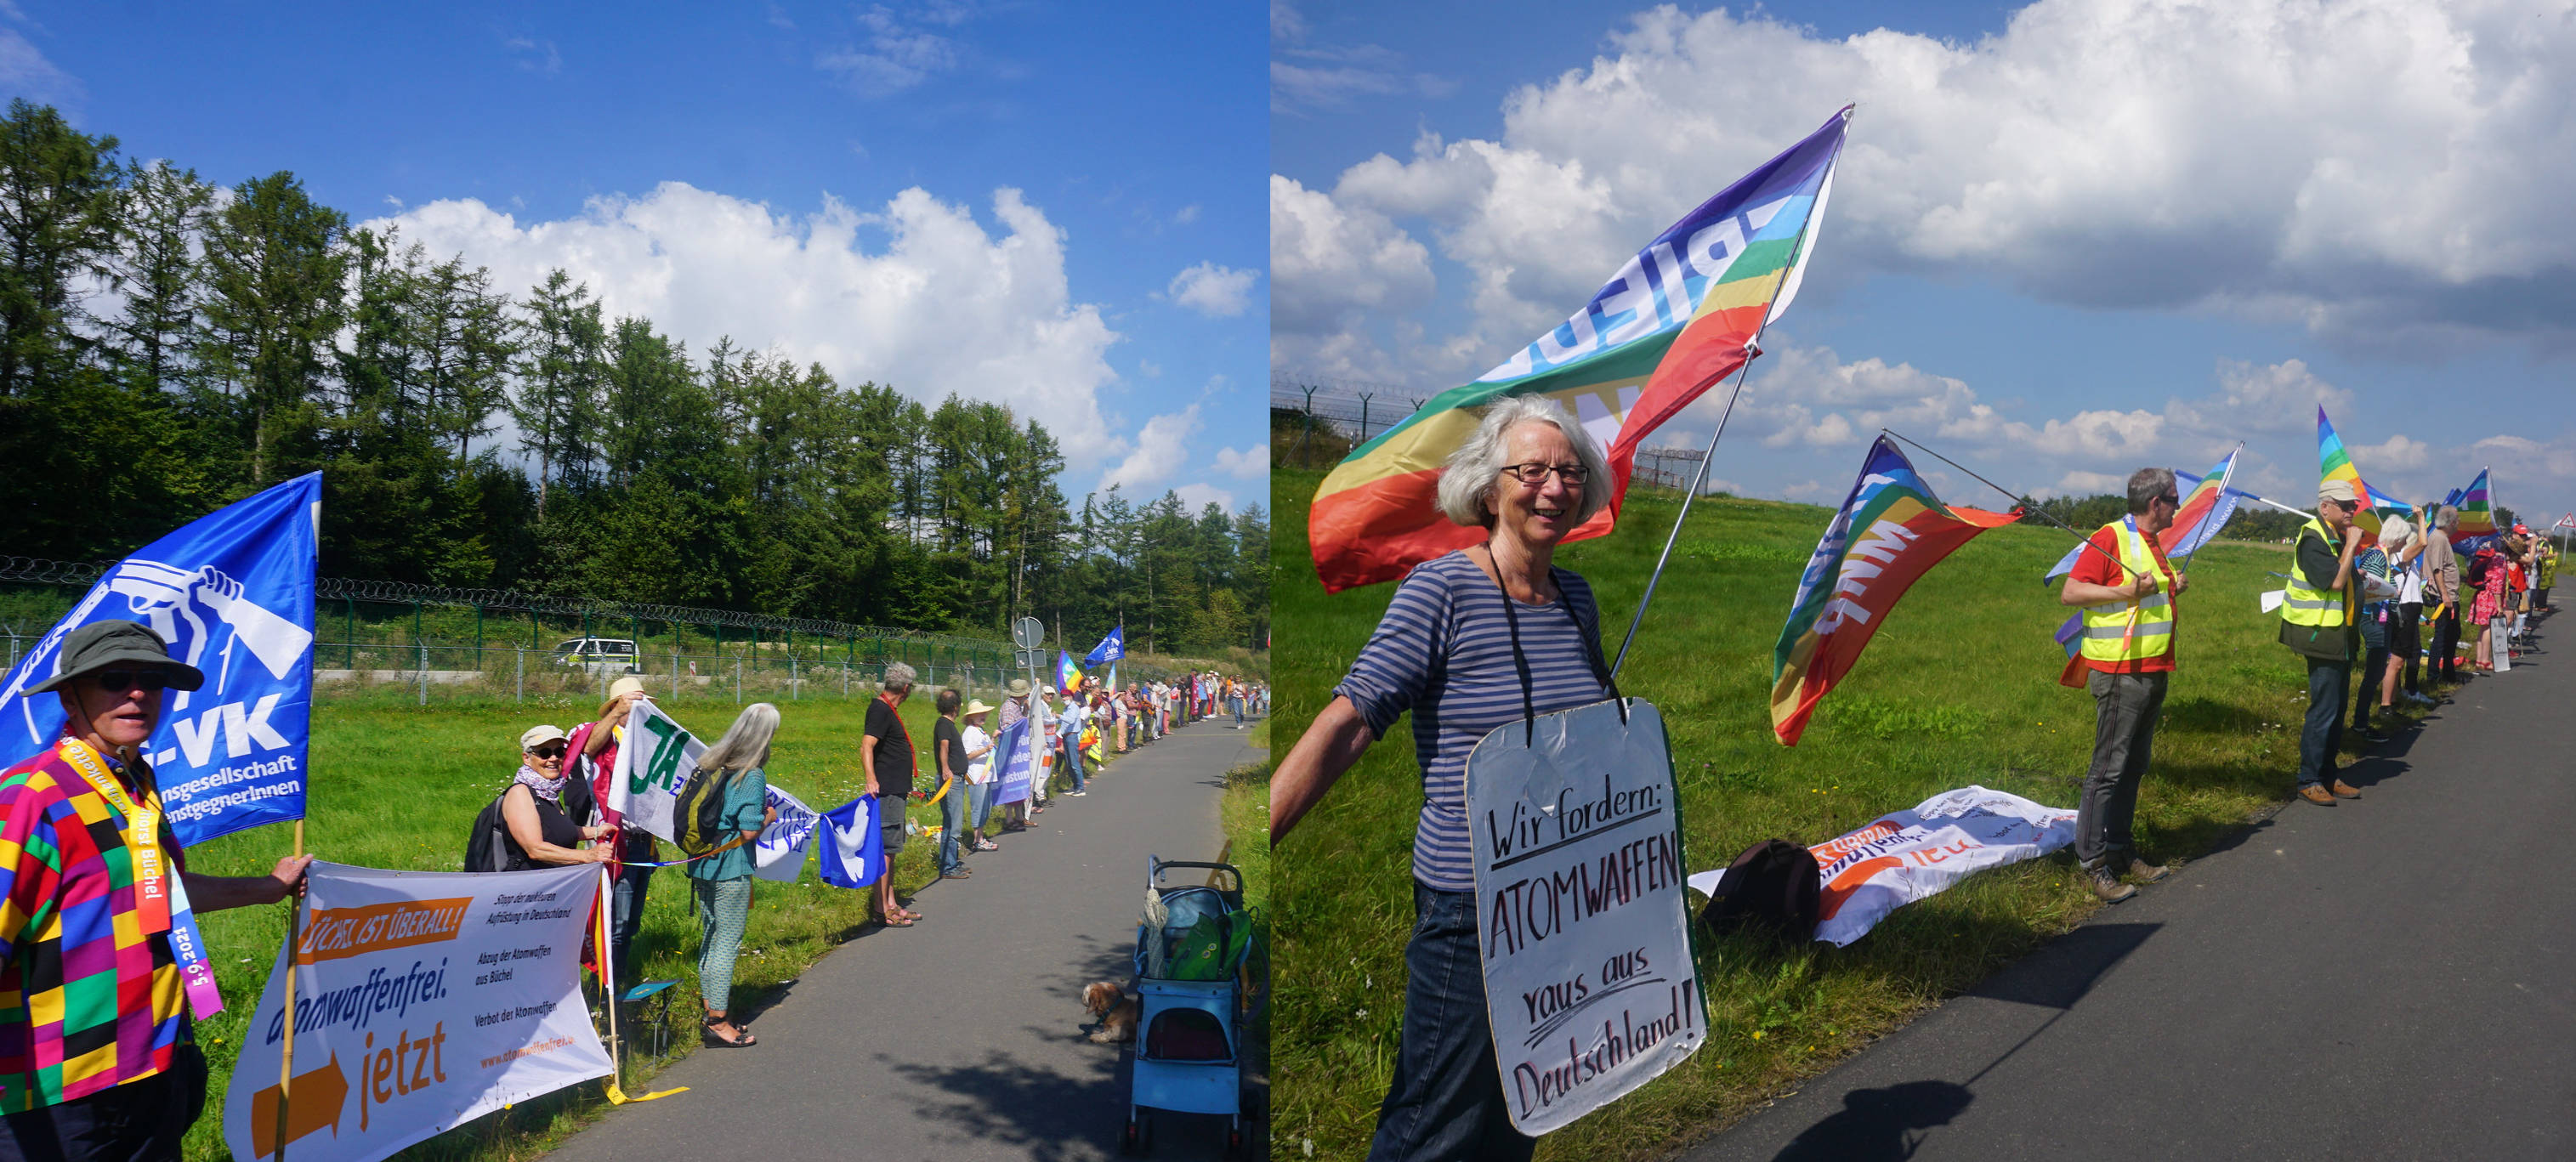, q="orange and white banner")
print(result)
[224,861,611,1162]
[1688,786,2075,947]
